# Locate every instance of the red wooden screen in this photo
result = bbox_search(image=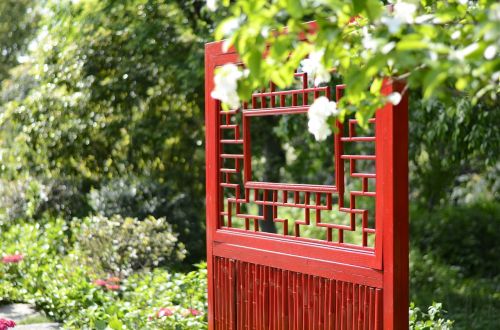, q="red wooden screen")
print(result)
[205,41,408,329]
